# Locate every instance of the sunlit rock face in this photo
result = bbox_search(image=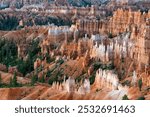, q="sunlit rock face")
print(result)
[93,68,131,100]
[48,25,73,43]
[134,18,150,66]
[108,9,150,36]
[108,9,150,66]
[76,19,103,35]
[90,33,134,64]
[76,9,149,39]
[142,74,150,87]
[77,9,150,66]
[106,85,129,100]
[94,69,119,90]
[51,77,91,95]
[131,71,137,86]
[17,44,28,59]
[91,34,102,41]
[78,79,90,94]
[59,36,93,60]
[34,58,42,70]
[65,77,75,92]
[48,26,71,36]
